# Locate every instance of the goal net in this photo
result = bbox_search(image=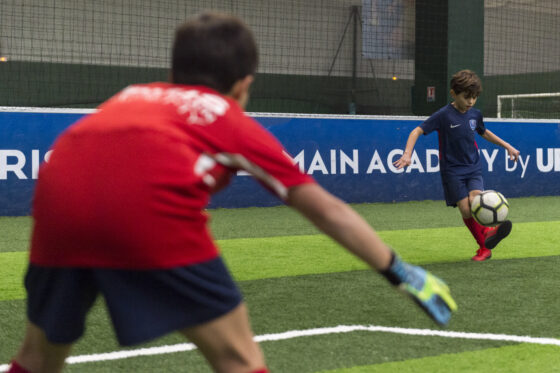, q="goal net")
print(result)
[1,1,558,116]
[497,93,560,119]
